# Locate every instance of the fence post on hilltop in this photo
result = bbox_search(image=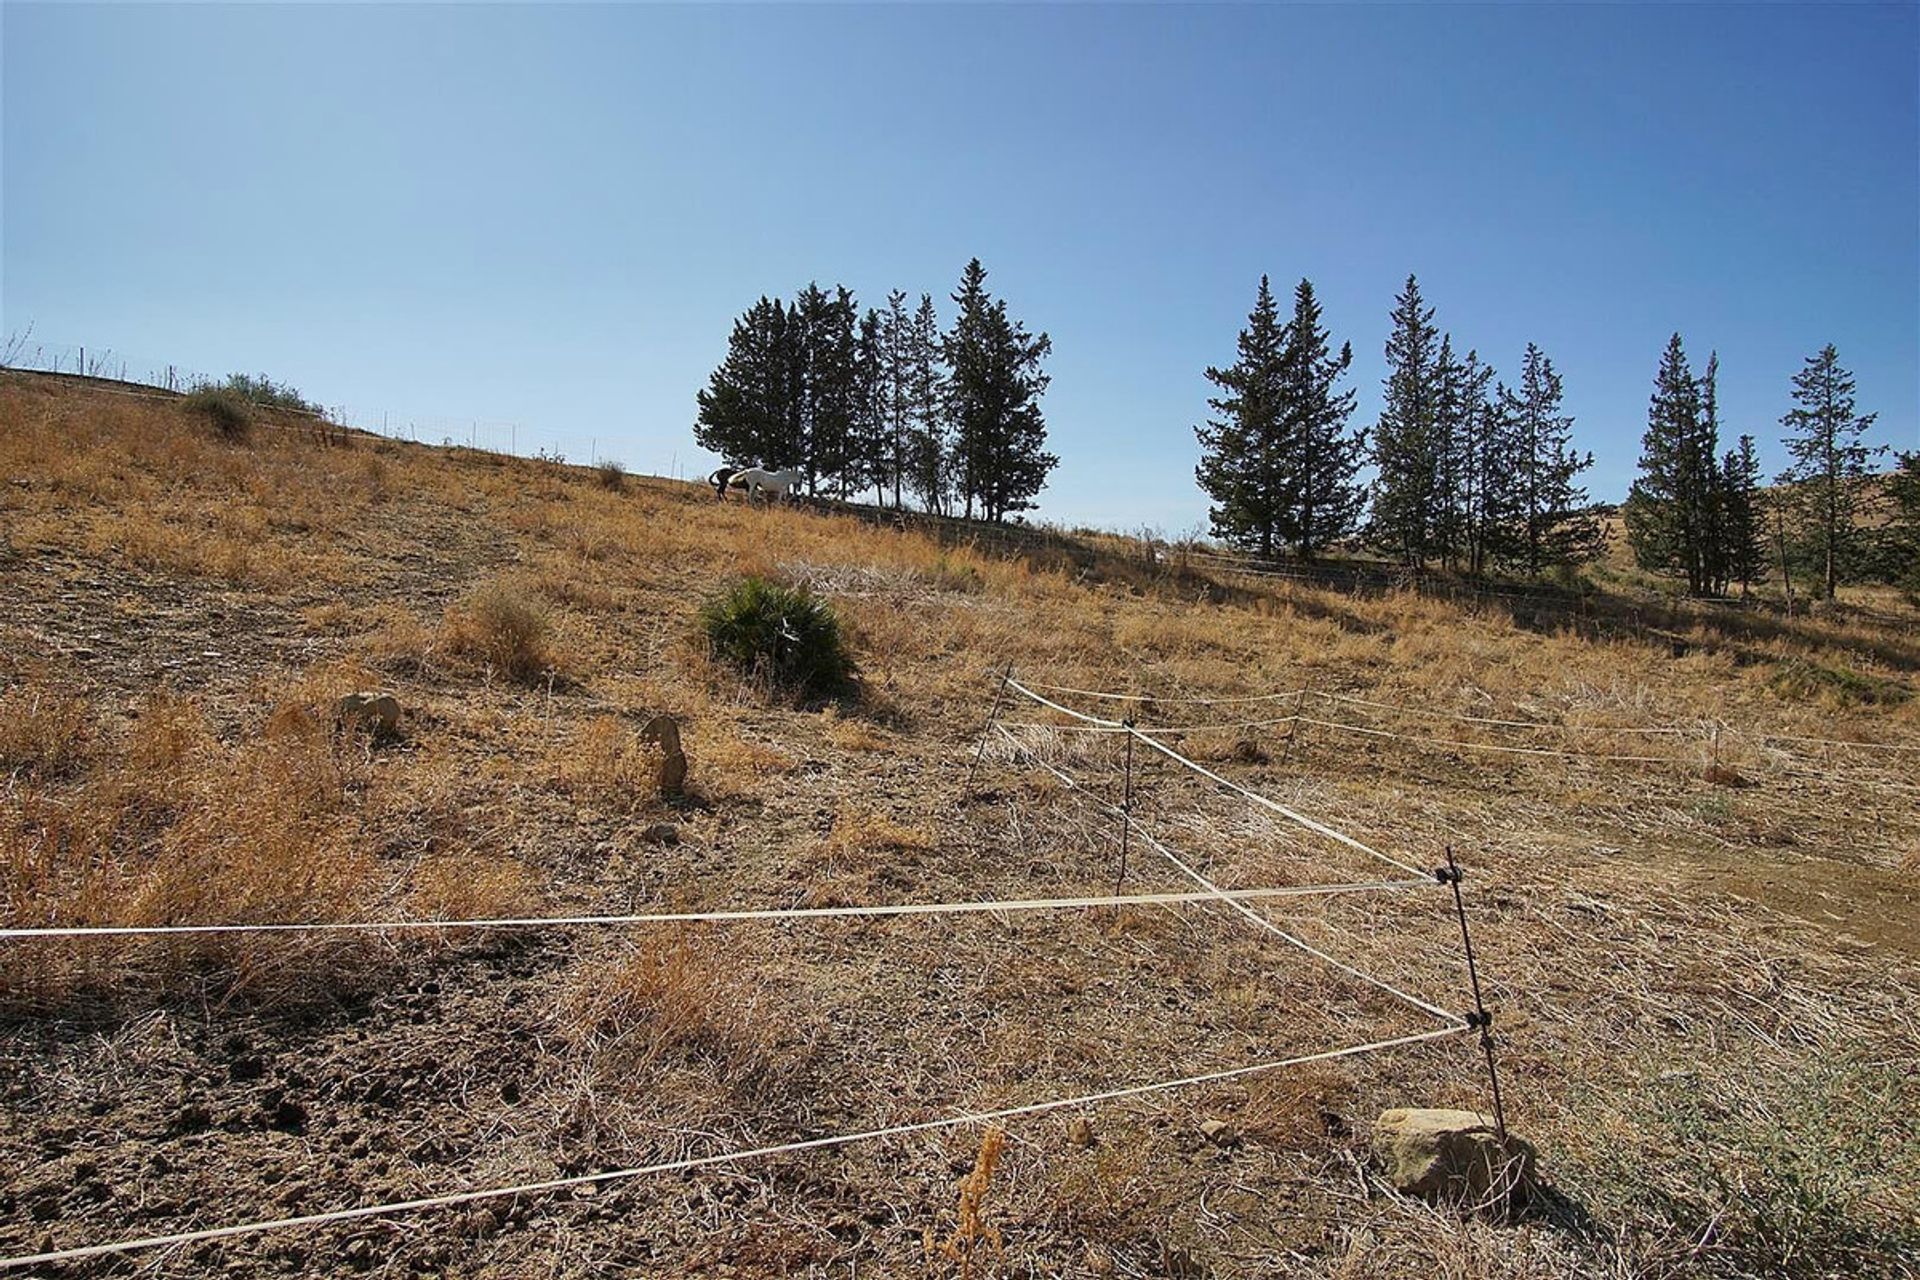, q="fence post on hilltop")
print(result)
[1438,846,1508,1145]
[965,663,1016,796]
[1116,724,1135,893]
